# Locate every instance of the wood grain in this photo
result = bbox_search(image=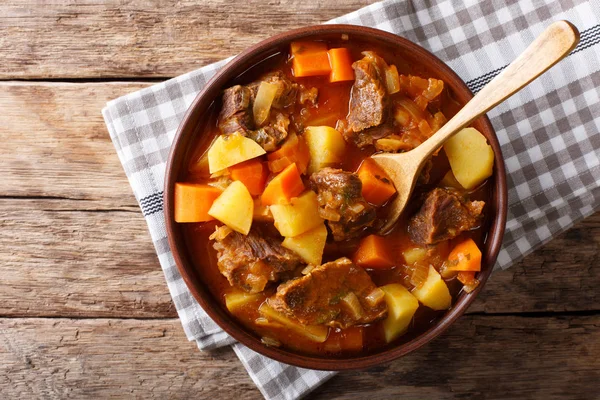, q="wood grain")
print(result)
[0,199,176,318]
[0,82,149,207]
[0,0,375,79]
[1,315,597,399]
